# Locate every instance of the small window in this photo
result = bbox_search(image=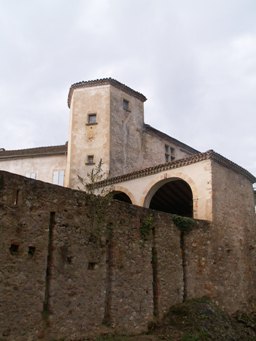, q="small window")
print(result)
[28,246,36,256]
[123,99,130,111]
[86,155,95,165]
[170,147,175,160]
[52,170,65,186]
[88,113,97,125]
[9,244,19,255]
[88,262,97,270]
